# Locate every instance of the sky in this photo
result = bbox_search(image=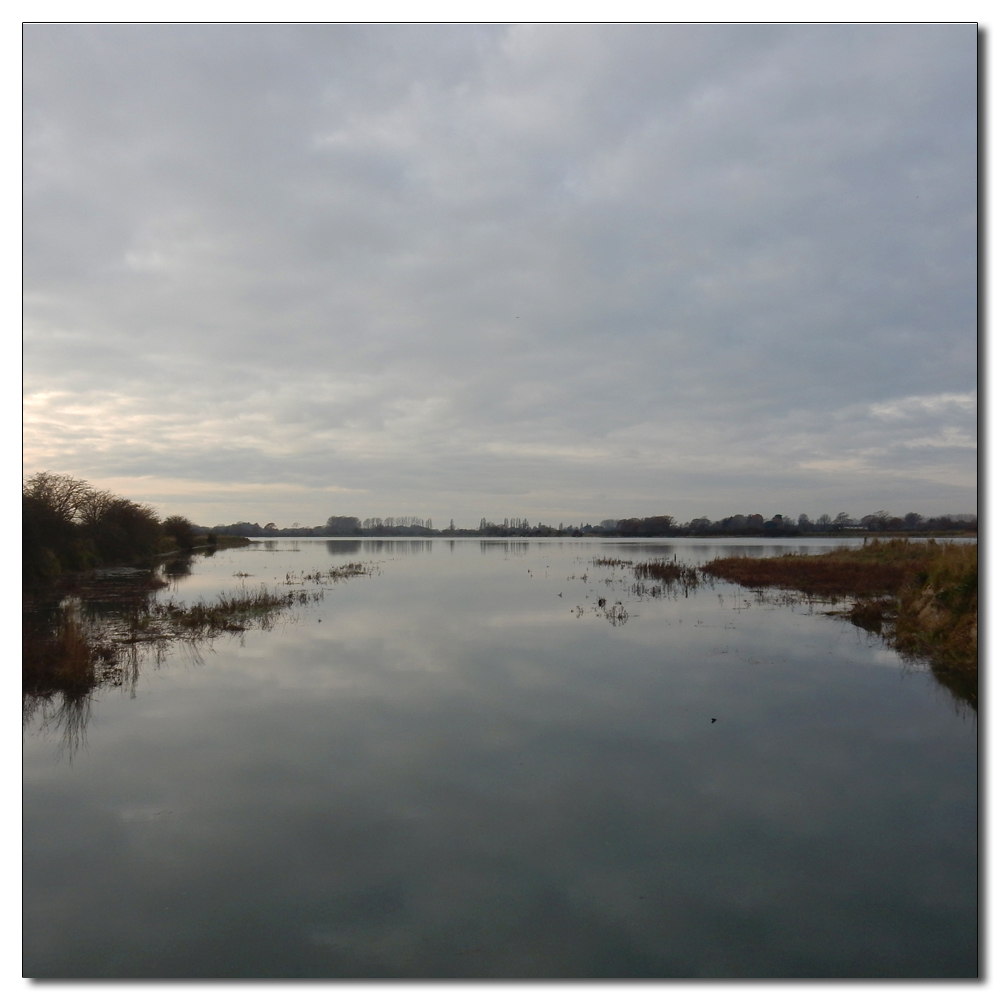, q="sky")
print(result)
[22,23,978,528]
